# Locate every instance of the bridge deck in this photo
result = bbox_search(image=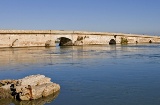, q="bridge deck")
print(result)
[0,30,159,38]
